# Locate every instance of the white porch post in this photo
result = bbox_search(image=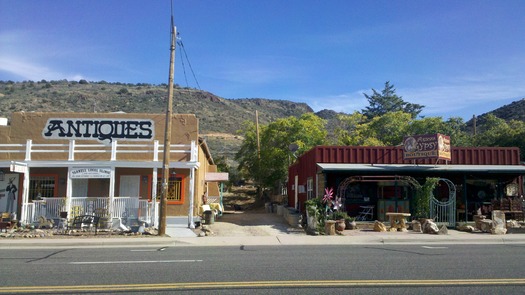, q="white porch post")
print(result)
[152,168,158,227]
[66,167,73,218]
[109,167,116,219]
[294,175,299,209]
[152,168,158,203]
[20,167,30,224]
[188,167,195,229]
